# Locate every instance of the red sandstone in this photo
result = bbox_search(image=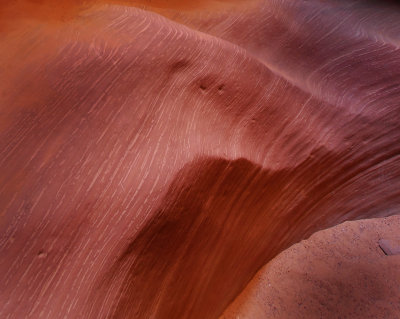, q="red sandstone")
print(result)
[0,1,399,318]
